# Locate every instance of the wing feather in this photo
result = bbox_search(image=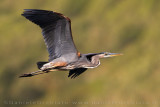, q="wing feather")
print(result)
[22,9,78,62]
[68,68,87,79]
